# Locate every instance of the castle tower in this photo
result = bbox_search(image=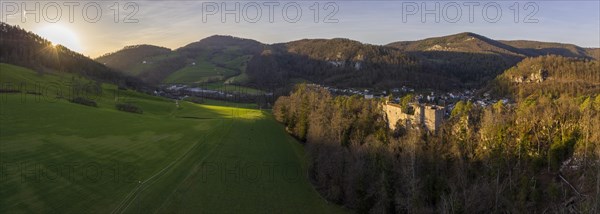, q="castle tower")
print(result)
[382,101,444,134]
[423,105,444,133]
